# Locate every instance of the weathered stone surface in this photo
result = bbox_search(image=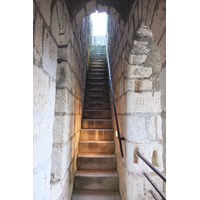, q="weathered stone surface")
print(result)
[34,12,43,62]
[57,45,71,61]
[126,116,147,142]
[126,91,161,113]
[35,0,52,26]
[109,7,119,22]
[33,66,49,113]
[51,5,59,43]
[128,54,147,65]
[33,159,51,200]
[86,0,96,16]
[148,116,156,138]
[56,62,72,89]
[76,8,86,25]
[131,40,150,54]
[157,115,162,139]
[124,79,153,92]
[97,4,108,13]
[53,115,72,143]
[55,89,69,113]
[125,64,152,78]
[51,144,72,182]
[43,28,57,79]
